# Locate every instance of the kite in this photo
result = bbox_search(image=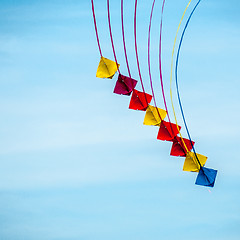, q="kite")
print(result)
[157,121,181,142]
[143,105,167,127]
[91,0,218,188]
[96,56,120,79]
[129,89,152,111]
[114,74,138,96]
